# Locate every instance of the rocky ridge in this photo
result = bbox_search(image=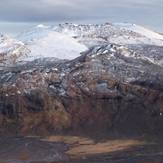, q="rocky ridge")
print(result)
[0,42,163,134]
